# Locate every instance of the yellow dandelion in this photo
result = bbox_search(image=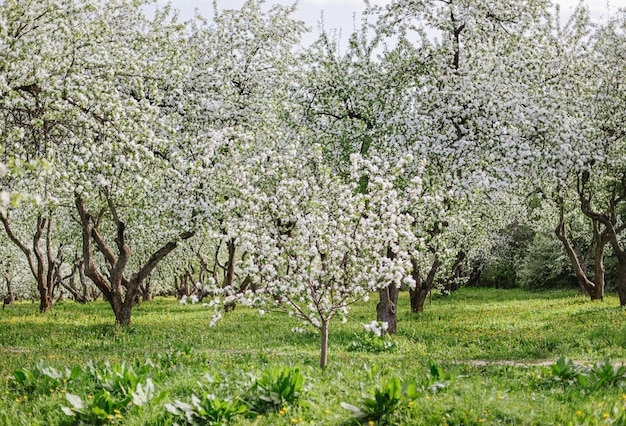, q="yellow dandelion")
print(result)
[603,413,610,419]
[576,411,582,417]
